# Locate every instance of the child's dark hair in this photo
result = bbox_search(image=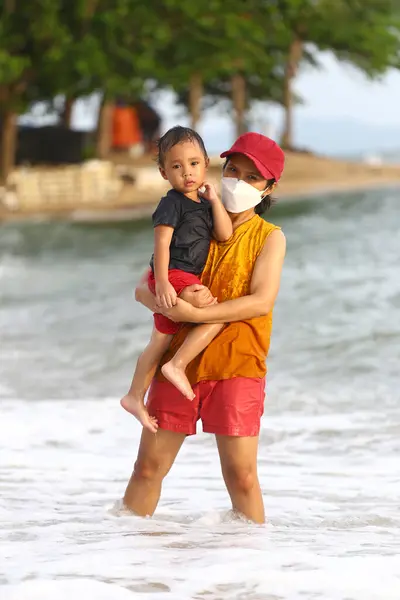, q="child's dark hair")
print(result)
[157,126,208,168]
[222,159,275,214]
